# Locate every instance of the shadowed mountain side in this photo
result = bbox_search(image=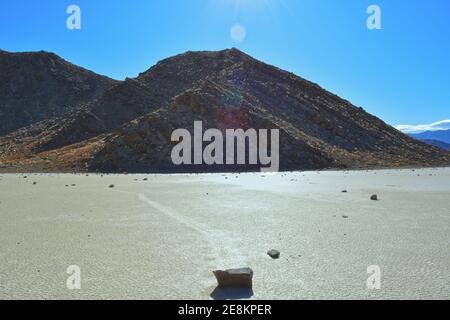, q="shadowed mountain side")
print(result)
[36,49,256,152]
[88,83,336,173]
[87,80,449,173]
[0,48,448,173]
[0,50,117,136]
